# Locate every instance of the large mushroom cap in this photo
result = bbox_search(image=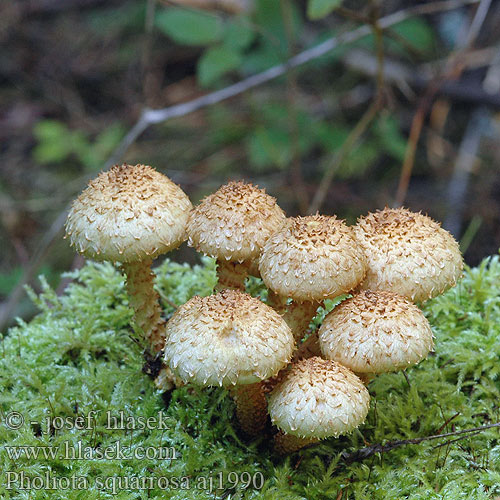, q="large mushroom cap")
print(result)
[186,181,286,262]
[164,289,294,387]
[65,164,193,263]
[318,290,434,373]
[268,357,370,439]
[354,207,463,302]
[259,215,367,301]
